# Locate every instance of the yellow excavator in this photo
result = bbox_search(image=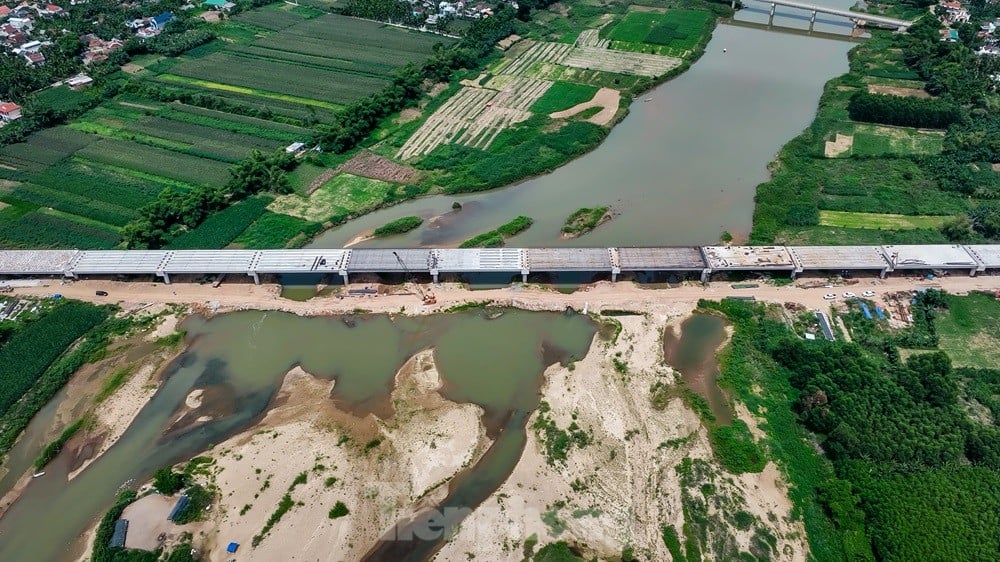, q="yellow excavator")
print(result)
[393,251,436,305]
